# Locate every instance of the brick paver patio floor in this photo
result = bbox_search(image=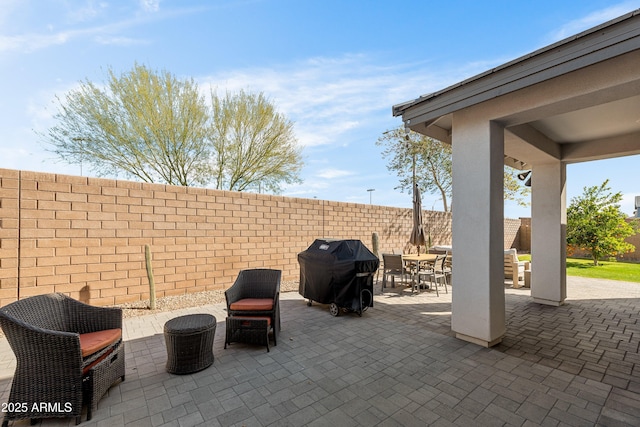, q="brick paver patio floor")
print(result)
[1,276,640,426]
